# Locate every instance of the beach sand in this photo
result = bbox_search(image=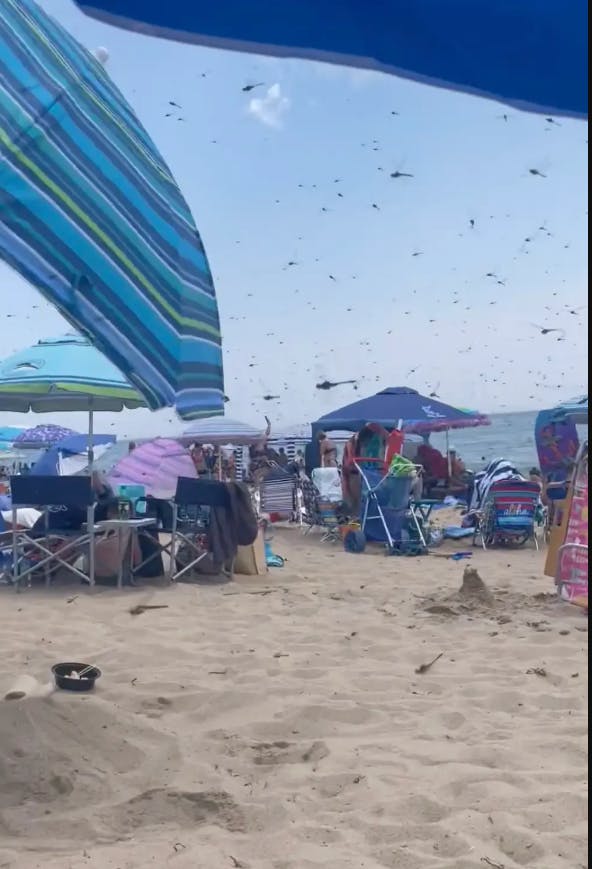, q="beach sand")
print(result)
[0,529,587,869]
